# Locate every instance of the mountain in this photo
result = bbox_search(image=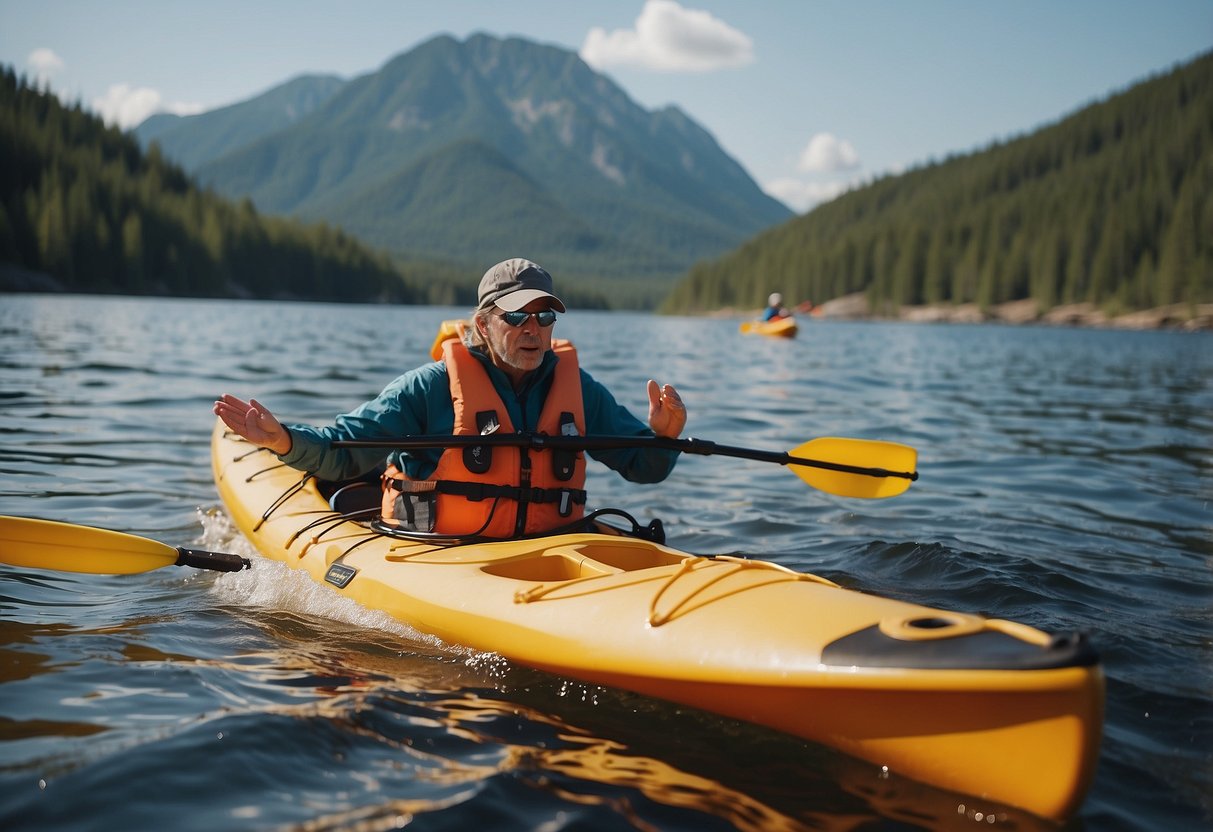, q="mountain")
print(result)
[328,139,617,261]
[661,50,1213,316]
[137,34,791,283]
[134,74,345,170]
